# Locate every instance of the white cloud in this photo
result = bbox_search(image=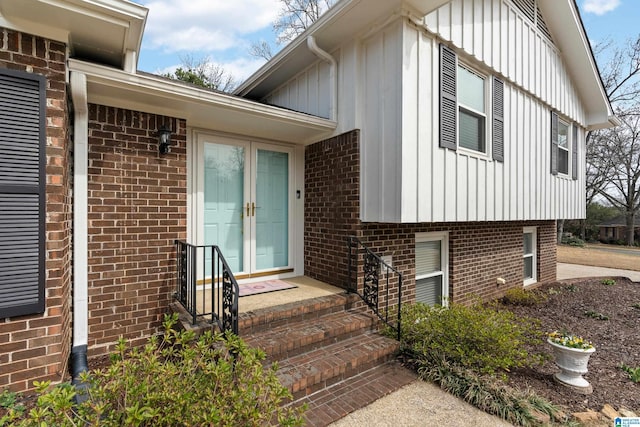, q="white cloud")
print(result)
[221,57,268,82]
[141,0,280,53]
[583,0,621,15]
[155,56,266,87]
